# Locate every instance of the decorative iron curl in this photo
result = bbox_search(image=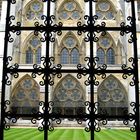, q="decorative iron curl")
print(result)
[122,57,135,86]
[32,57,62,86]
[4,56,19,85]
[4,100,17,130]
[123,102,136,132]
[31,101,61,132]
